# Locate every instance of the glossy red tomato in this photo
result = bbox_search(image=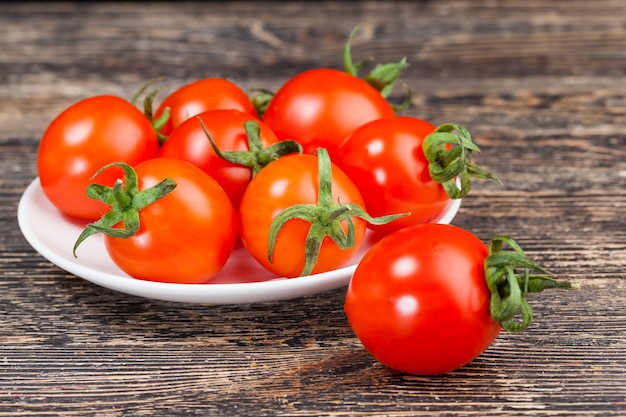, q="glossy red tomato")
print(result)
[238,150,368,278]
[37,95,160,221]
[262,68,395,160]
[154,77,257,136]
[336,116,450,235]
[344,223,501,375]
[159,109,281,208]
[74,158,238,284]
